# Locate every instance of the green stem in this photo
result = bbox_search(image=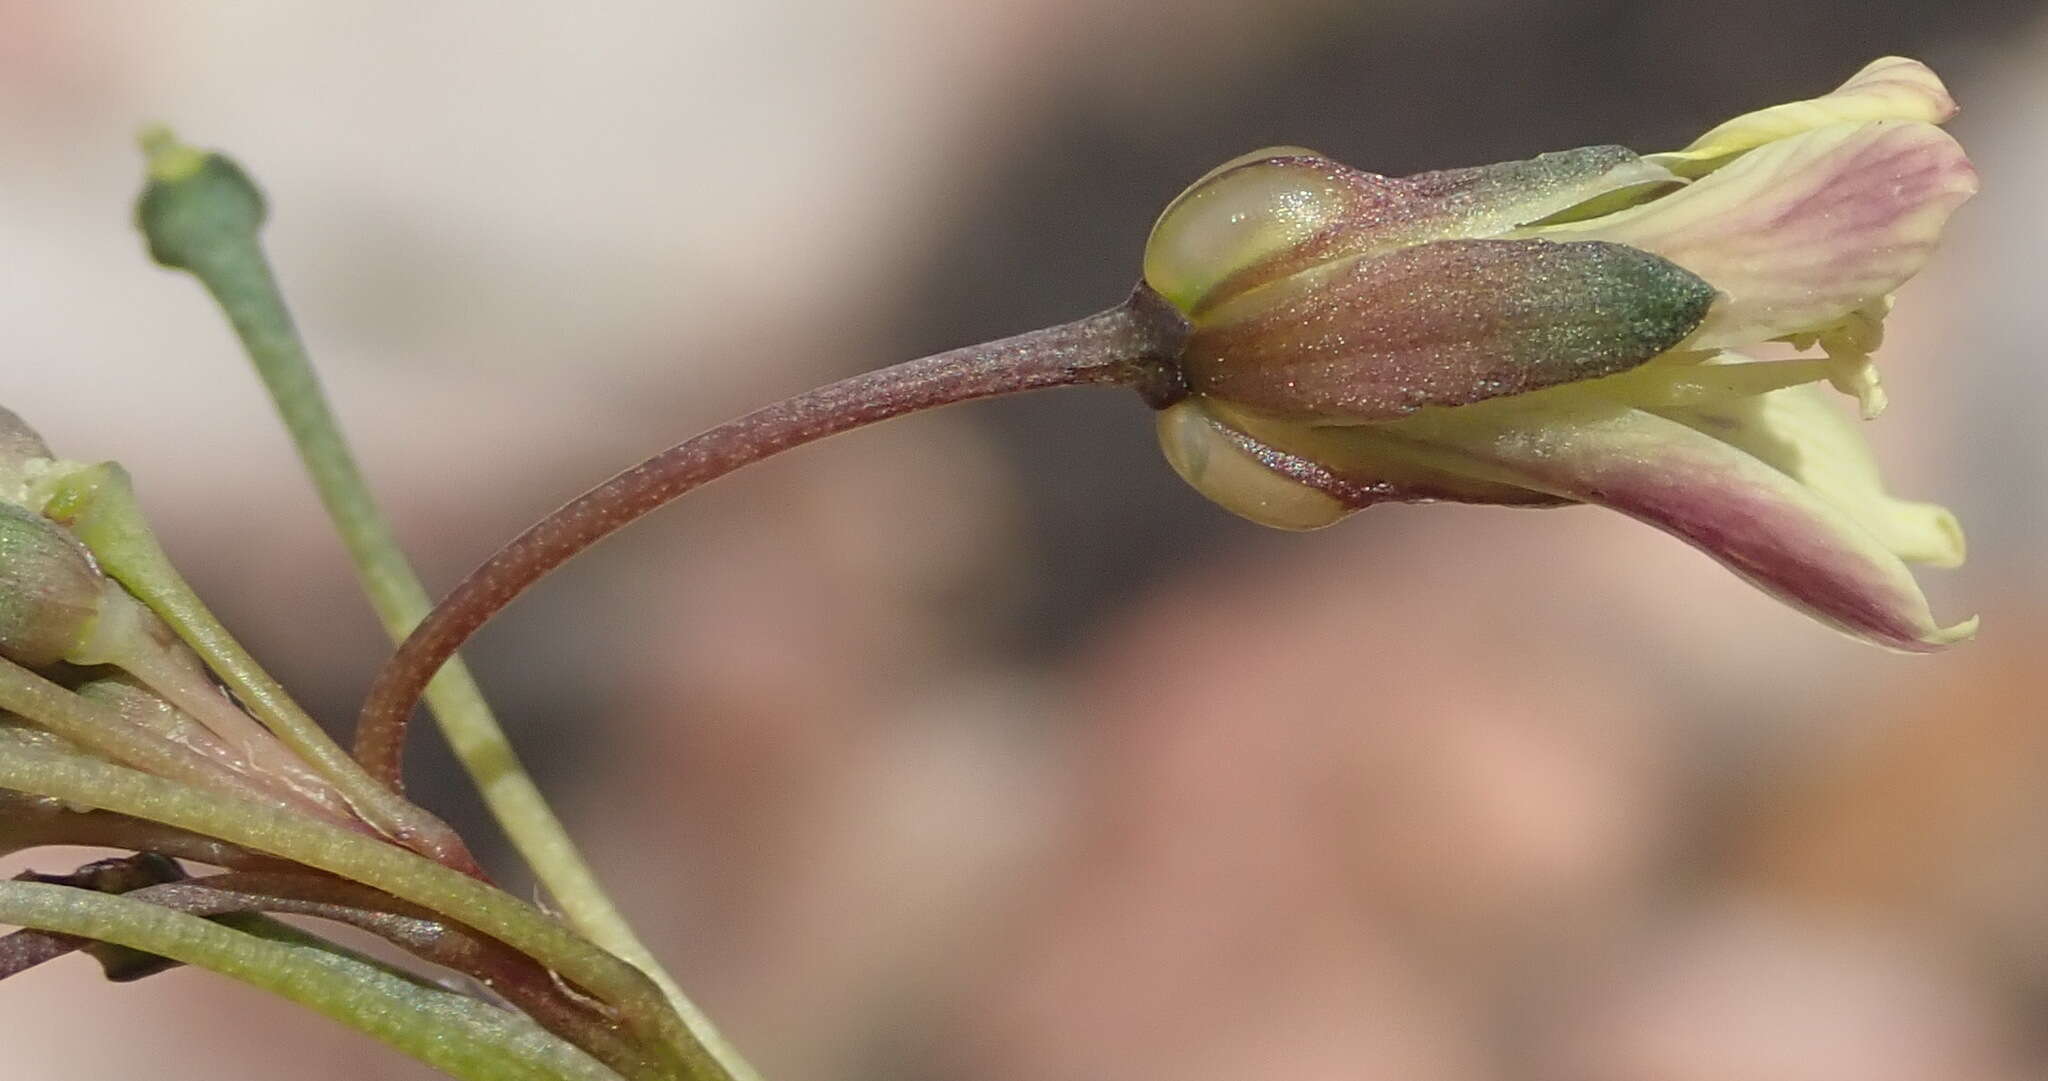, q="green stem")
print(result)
[0,656,330,821]
[1,908,433,989]
[37,462,479,873]
[1,870,665,1081]
[131,131,741,1074]
[215,911,454,989]
[0,881,619,1081]
[0,739,713,1080]
[92,621,315,781]
[130,137,737,1064]
[0,783,269,868]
